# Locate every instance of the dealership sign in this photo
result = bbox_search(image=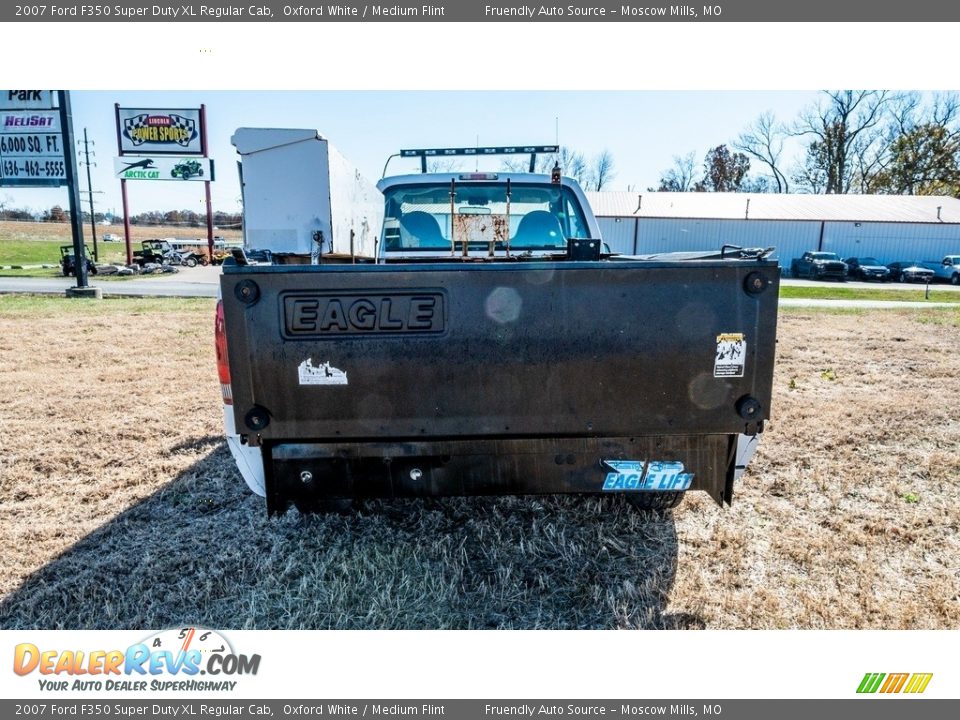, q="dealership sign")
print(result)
[114,156,214,181]
[0,90,53,110]
[0,104,67,187]
[116,107,204,155]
